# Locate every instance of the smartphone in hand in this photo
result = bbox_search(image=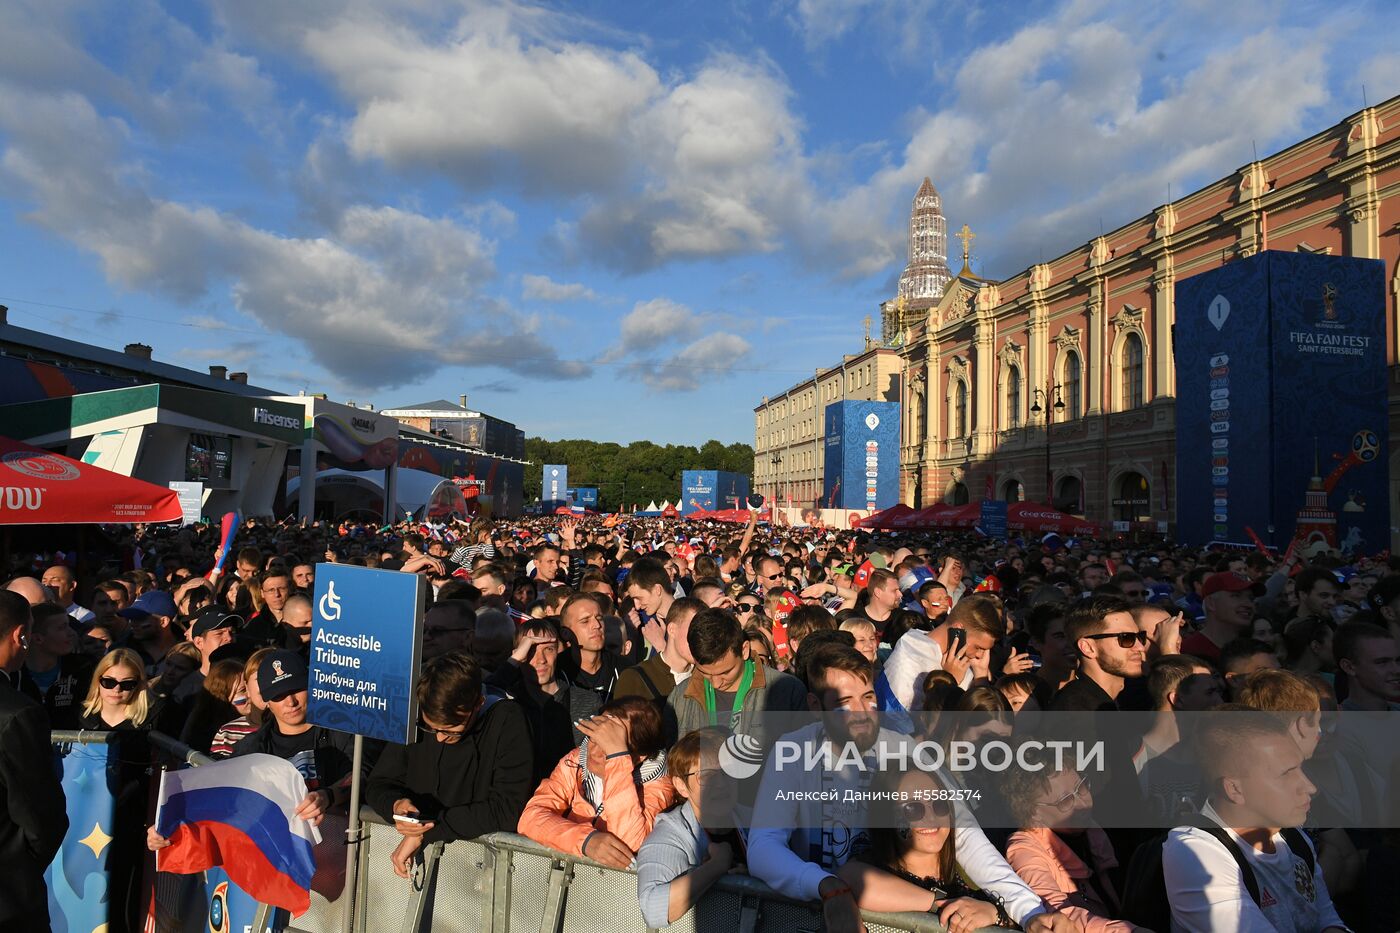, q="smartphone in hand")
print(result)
[393,813,425,825]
